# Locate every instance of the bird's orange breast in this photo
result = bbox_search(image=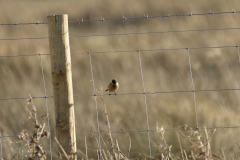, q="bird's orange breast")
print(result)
[108,82,119,92]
